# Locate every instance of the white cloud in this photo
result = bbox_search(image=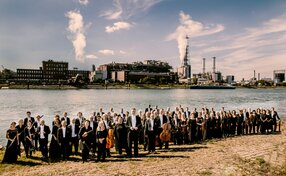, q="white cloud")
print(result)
[101,0,163,20]
[78,0,89,5]
[66,10,86,62]
[105,21,132,33]
[167,11,224,63]
[86,54,97,59]
[119,50,127,54]
[195,13,286,80]
[98,49,115,55]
